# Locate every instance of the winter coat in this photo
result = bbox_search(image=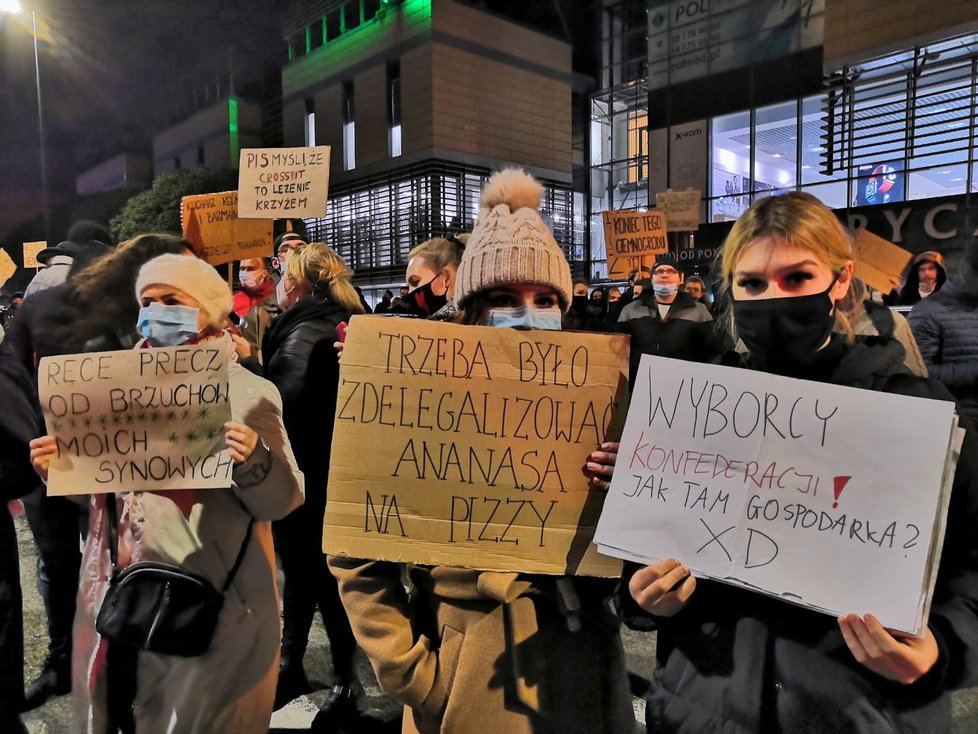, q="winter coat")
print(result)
[852,301,928,377]
[328,559,634,734]
[616,290,721,385]
[908,281,978,428]
[239,292,281,365]
[619,336,978,734]
[72,349,304,734]
[24,240,113,299]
